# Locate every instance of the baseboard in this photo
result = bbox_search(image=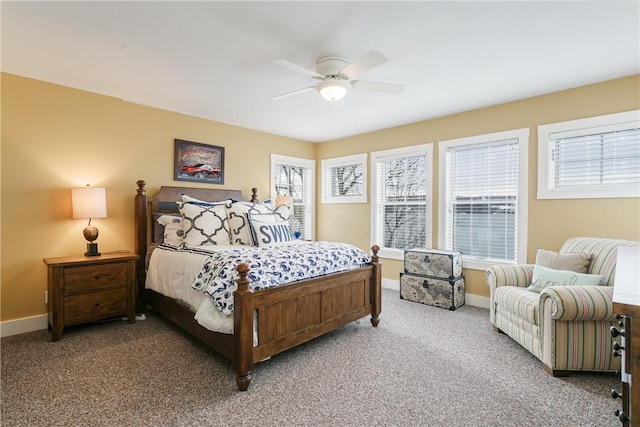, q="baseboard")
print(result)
[383,278,490,309]
[1,314,48,338]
